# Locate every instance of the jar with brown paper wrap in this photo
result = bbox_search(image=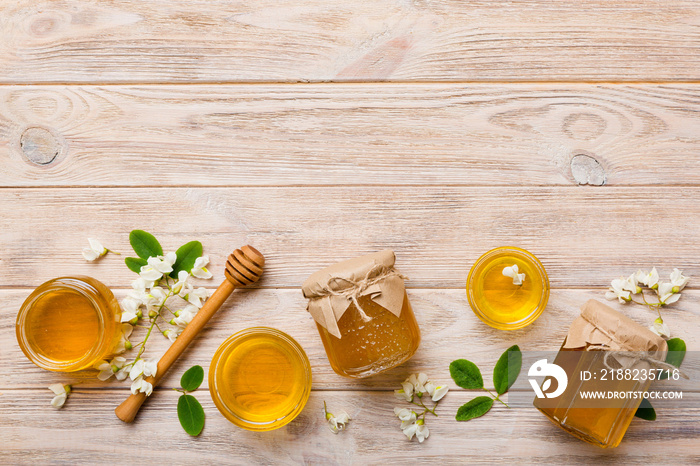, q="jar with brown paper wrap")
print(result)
[534,299,668,448]
[301,250,421,378]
